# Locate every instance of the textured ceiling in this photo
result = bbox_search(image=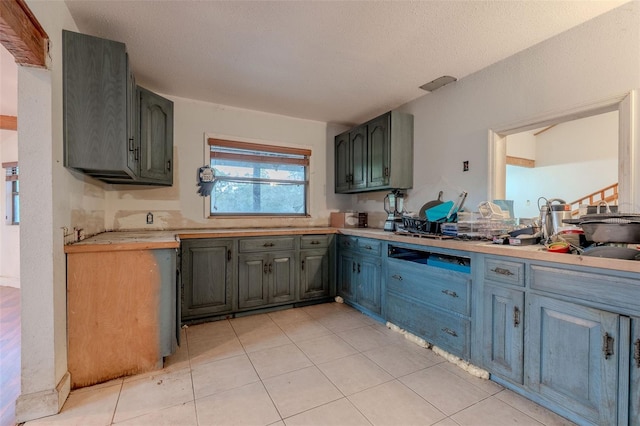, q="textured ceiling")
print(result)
[9,1,632,125]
